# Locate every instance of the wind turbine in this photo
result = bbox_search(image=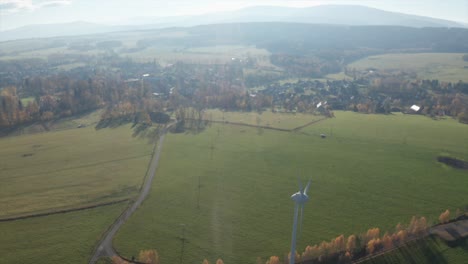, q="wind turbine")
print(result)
[289,179,311,264]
